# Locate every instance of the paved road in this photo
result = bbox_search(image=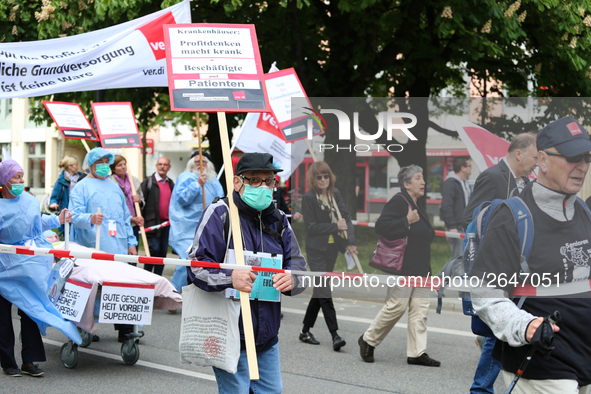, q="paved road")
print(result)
[4,284,509,393]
